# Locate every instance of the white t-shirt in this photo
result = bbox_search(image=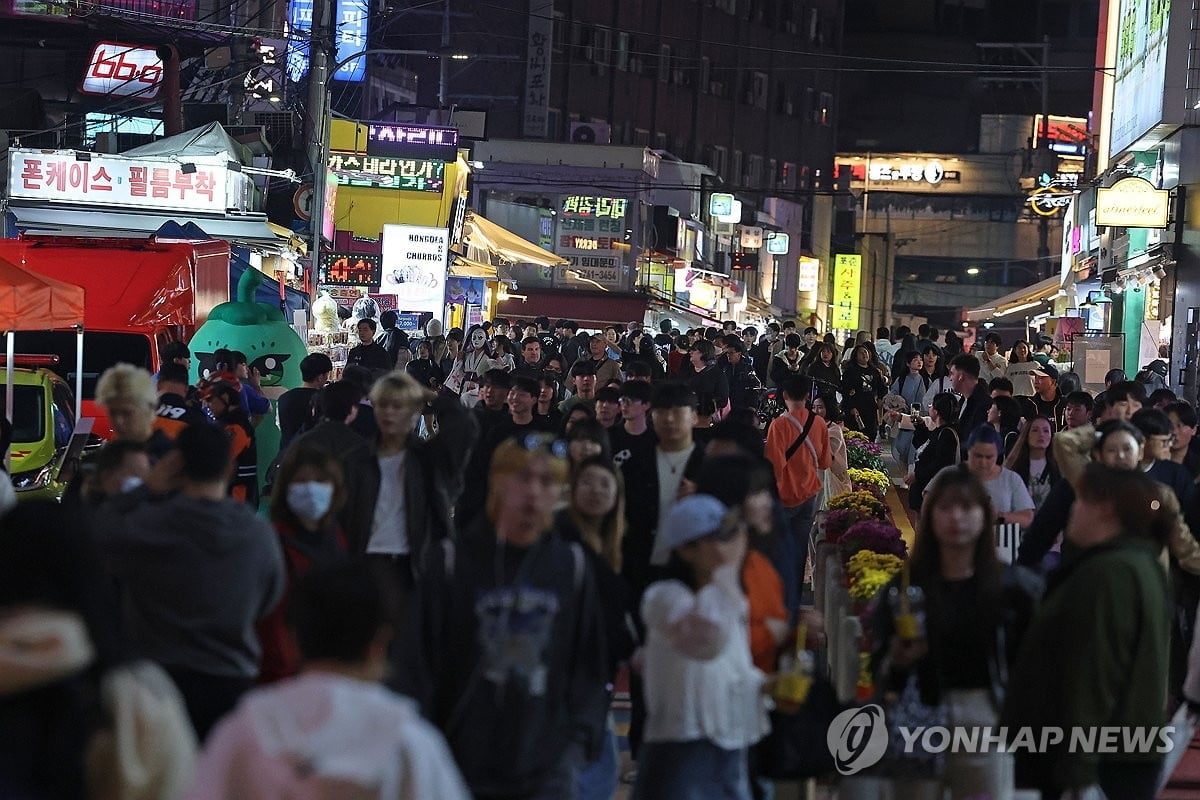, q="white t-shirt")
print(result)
[640,569,769,749]
[1027,457,1053,508]
[367,452,409,555]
